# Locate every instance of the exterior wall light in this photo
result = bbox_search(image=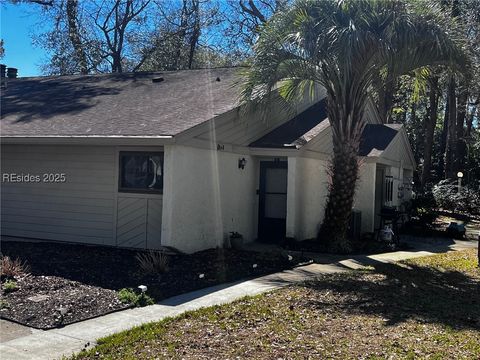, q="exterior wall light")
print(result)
[238,158,247,169]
